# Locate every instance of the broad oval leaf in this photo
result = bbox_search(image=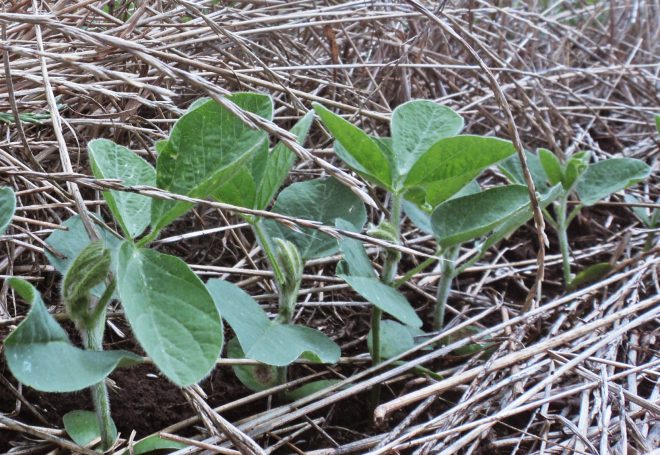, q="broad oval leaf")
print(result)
[64,410,117,448]
[367,320,424,359]
[152,93,273,231]
[478,184,563,254]
[4,278,141,393]
[117,242,223,386]
[404,135,516,207]
[431,185,531,248]
[0,186,15,236]
[391,100,463,183]
[576,158,651,206]
[44,215,122,299]
[88,139,156,239]
[263,177,367,260]
[207,279,340,366]
[339,275,422,328]
[313,103,393,190]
